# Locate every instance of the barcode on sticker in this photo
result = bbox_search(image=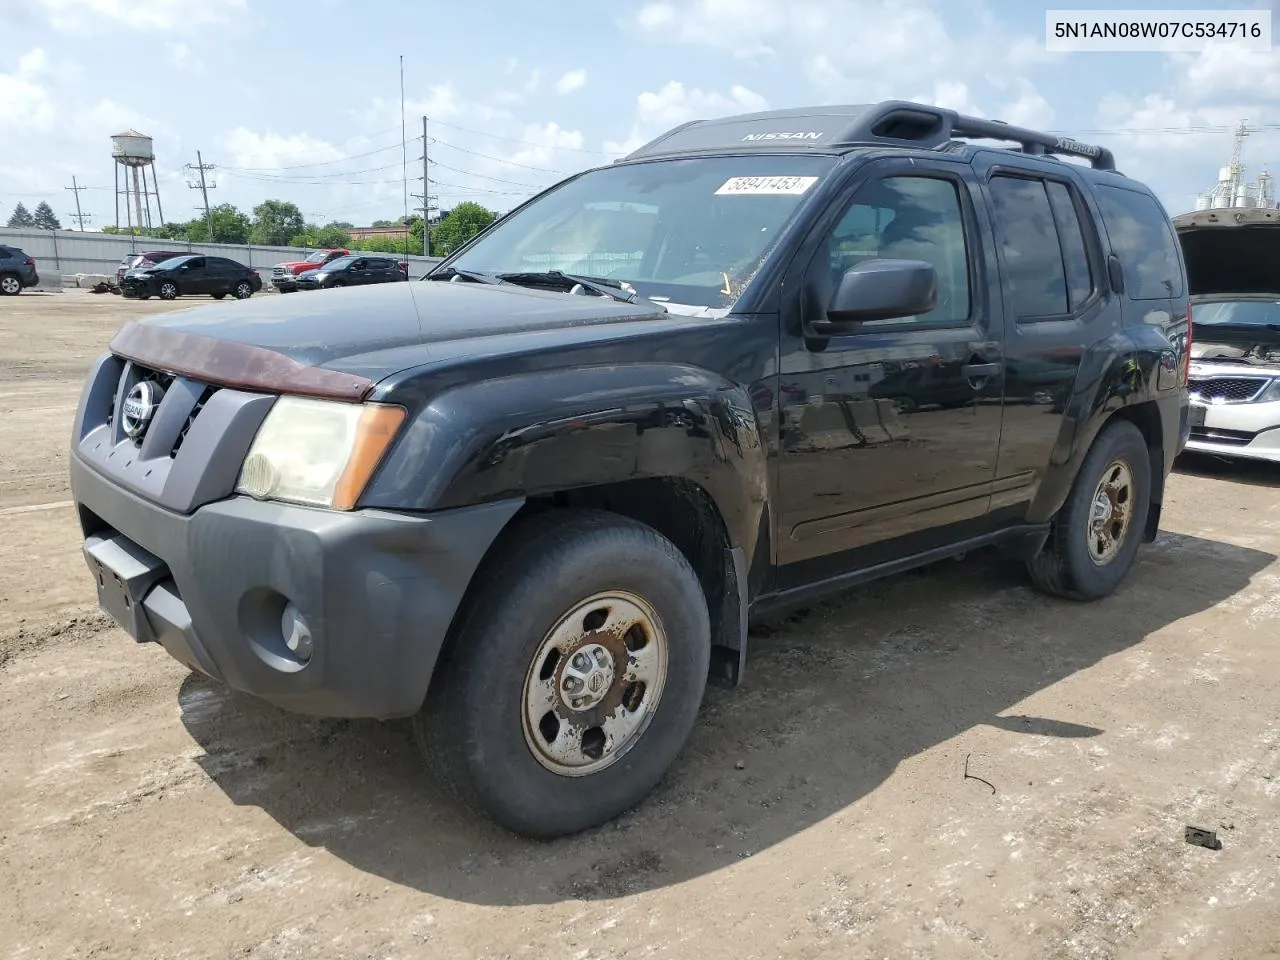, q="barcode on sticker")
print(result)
[715,176,819,196]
